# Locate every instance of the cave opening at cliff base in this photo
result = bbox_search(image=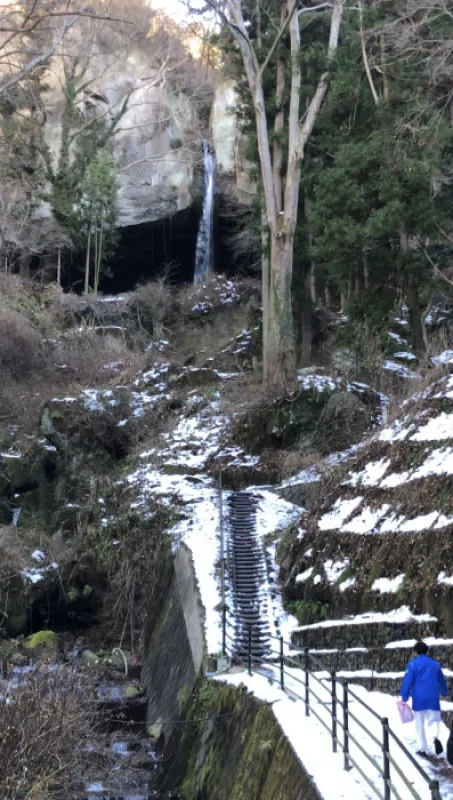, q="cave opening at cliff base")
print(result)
[100,206,199,293]
[28,197,256,292]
